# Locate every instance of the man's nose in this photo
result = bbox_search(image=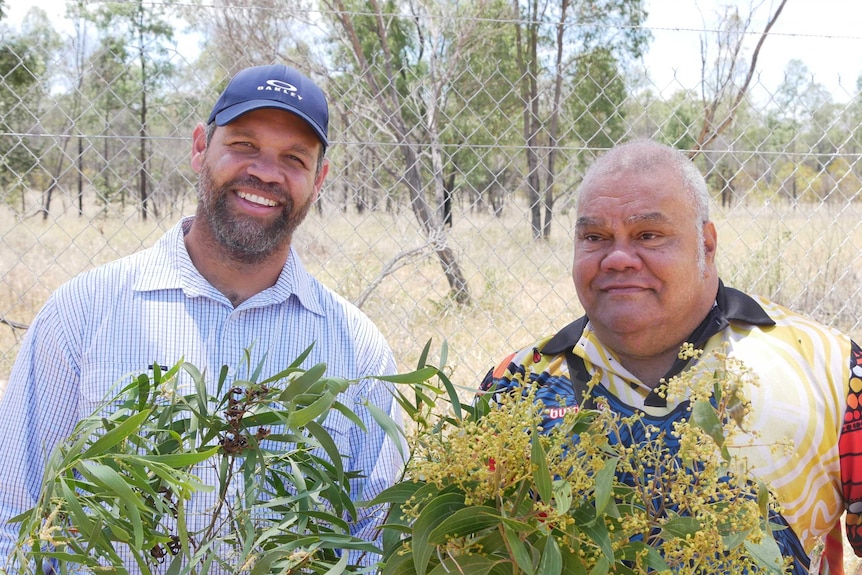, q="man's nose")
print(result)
[246,153,285,184]
[601,241,641,271]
